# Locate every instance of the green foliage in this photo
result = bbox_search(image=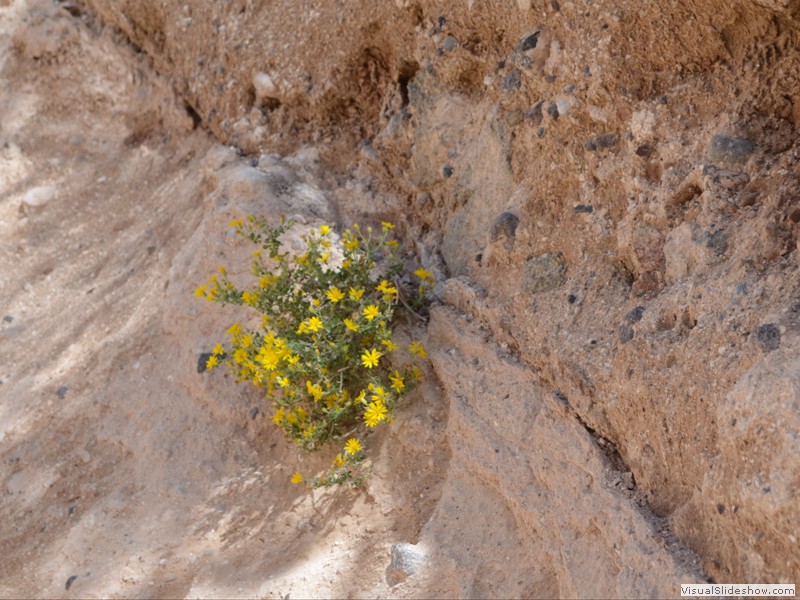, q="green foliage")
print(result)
[196,216,430,488]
